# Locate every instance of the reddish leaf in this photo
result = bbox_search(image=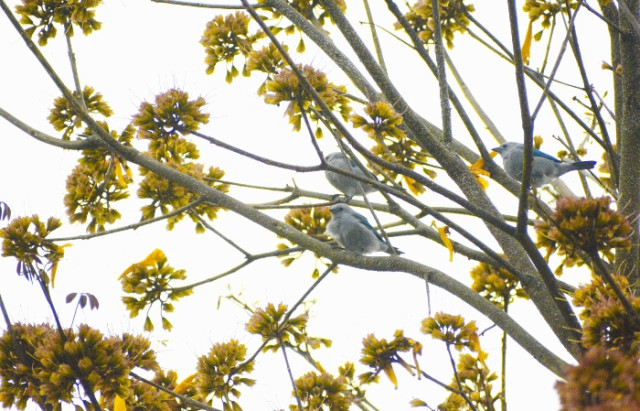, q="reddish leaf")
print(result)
[88,294,100,310]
